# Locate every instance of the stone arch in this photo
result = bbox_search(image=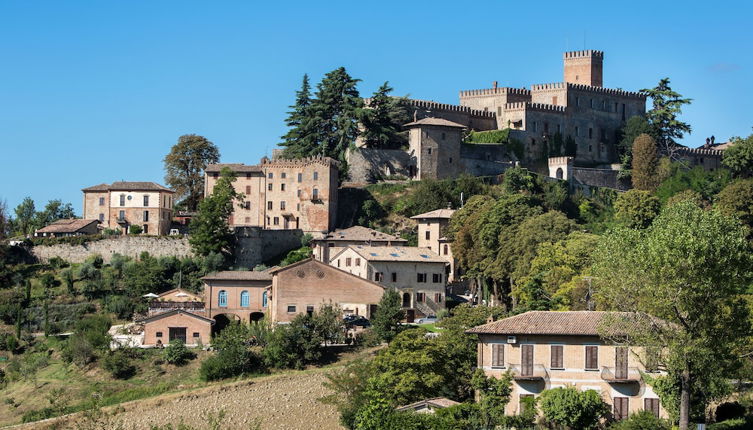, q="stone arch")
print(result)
[250,312,265,322]
[402,292,411,308]
[212,313,240,335]
[556,167,564,179]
